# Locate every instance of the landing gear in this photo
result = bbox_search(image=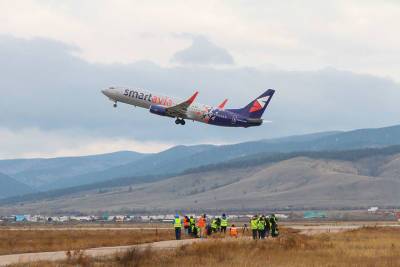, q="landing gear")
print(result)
[113,102,117,108]
[175,118,186,125]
